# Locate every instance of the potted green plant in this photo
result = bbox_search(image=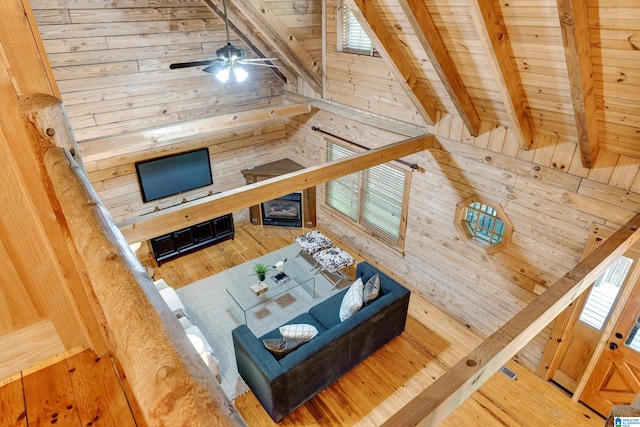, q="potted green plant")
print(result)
[253,262,270,282]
